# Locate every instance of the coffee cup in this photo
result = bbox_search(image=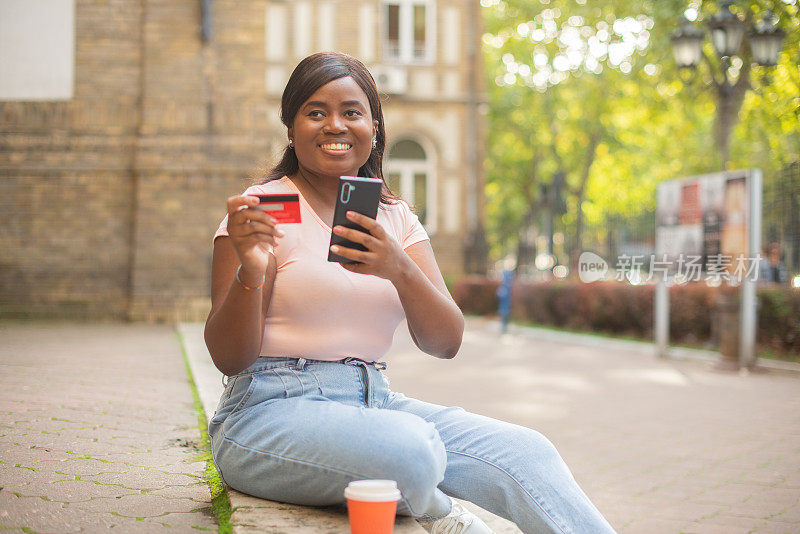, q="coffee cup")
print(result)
[344,479,402,534]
